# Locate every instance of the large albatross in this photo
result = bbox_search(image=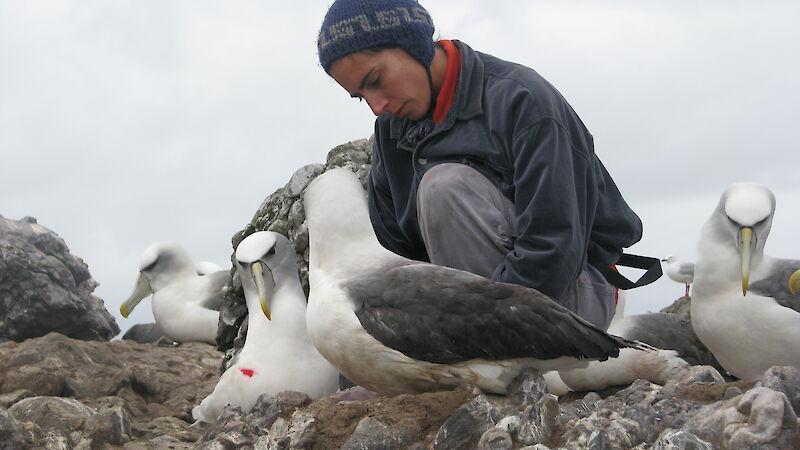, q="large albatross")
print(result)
[691,182,800,380]
[303,167,648,396]
[120,242,227,344]
[192,231,338,423]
